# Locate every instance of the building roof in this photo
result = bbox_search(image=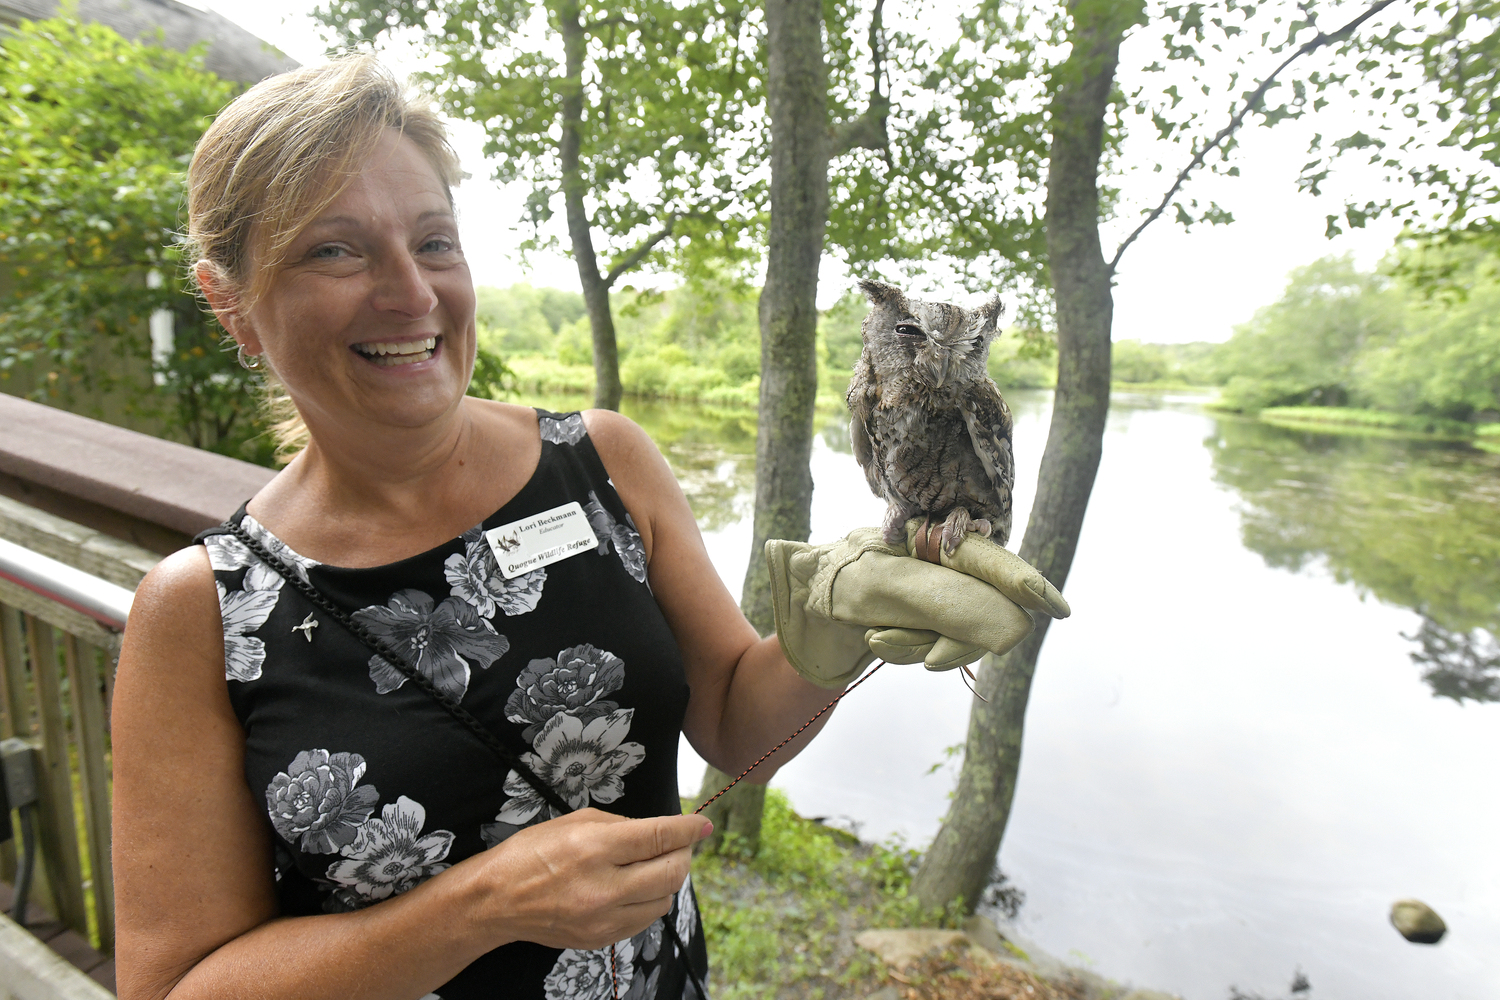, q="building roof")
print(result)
[0,0,298,84]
